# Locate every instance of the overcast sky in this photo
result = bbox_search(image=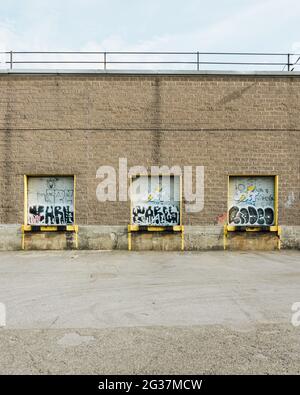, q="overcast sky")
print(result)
[0,0,299,53]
